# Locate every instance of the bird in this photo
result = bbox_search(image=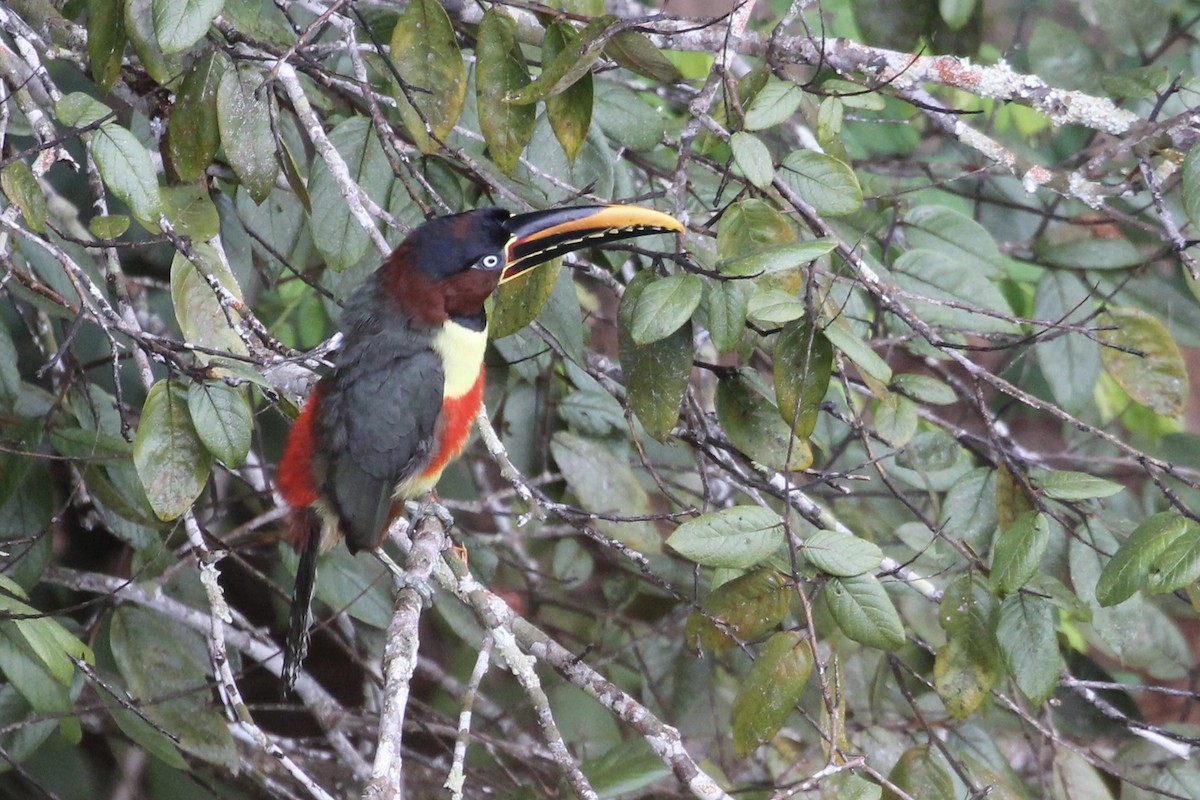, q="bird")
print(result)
[275,203,684,689]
